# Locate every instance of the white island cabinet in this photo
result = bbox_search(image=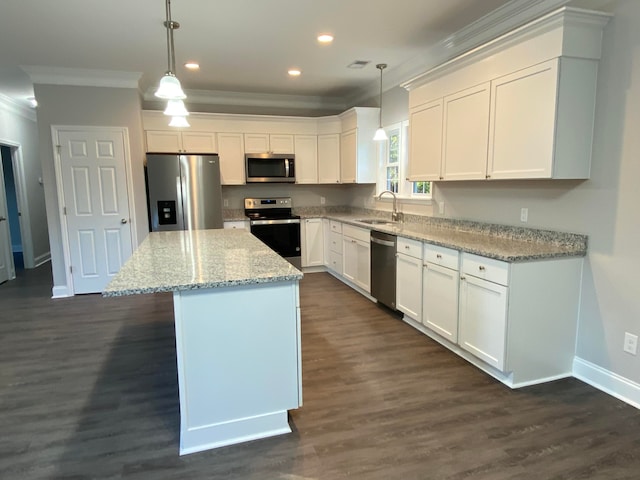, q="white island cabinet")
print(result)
[104,229,302,455]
